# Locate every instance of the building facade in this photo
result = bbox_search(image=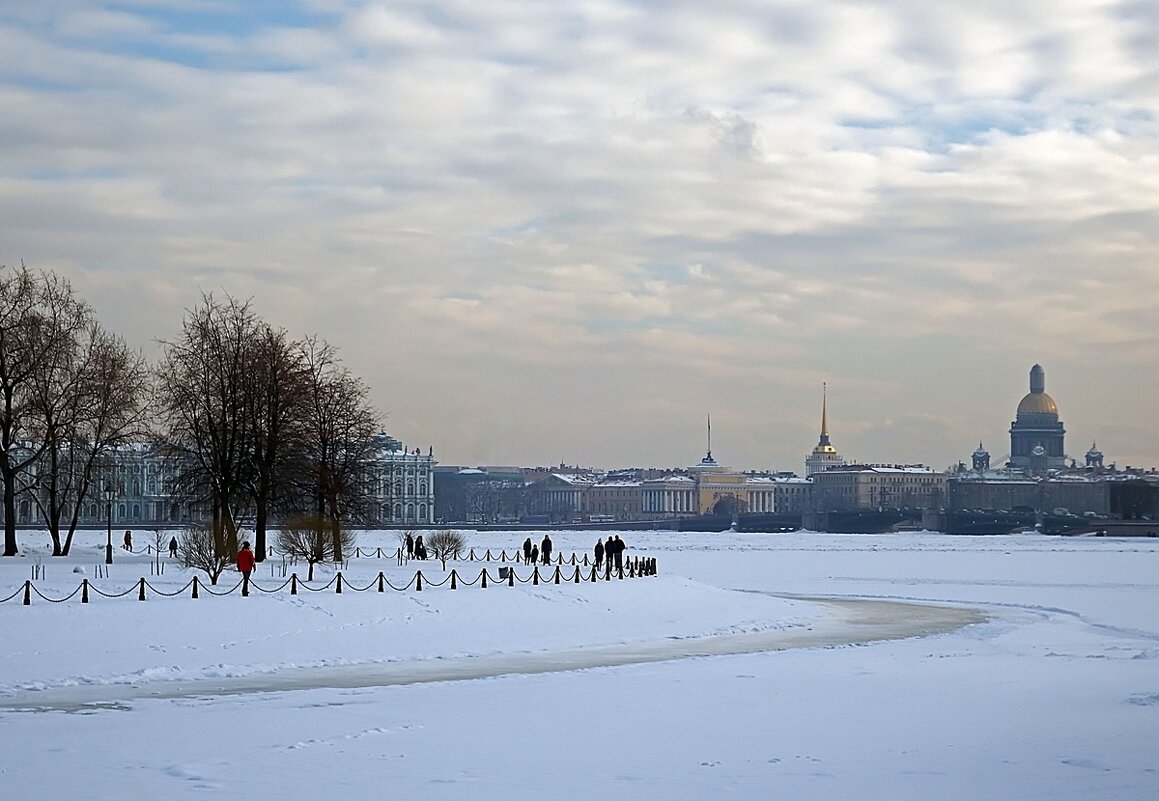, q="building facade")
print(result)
[11,432,436,530]
[810,465,947,511]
